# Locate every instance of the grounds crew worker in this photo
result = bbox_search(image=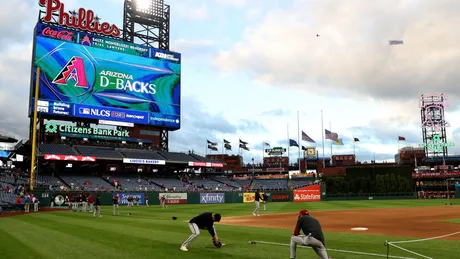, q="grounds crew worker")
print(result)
[290,209,331,259]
